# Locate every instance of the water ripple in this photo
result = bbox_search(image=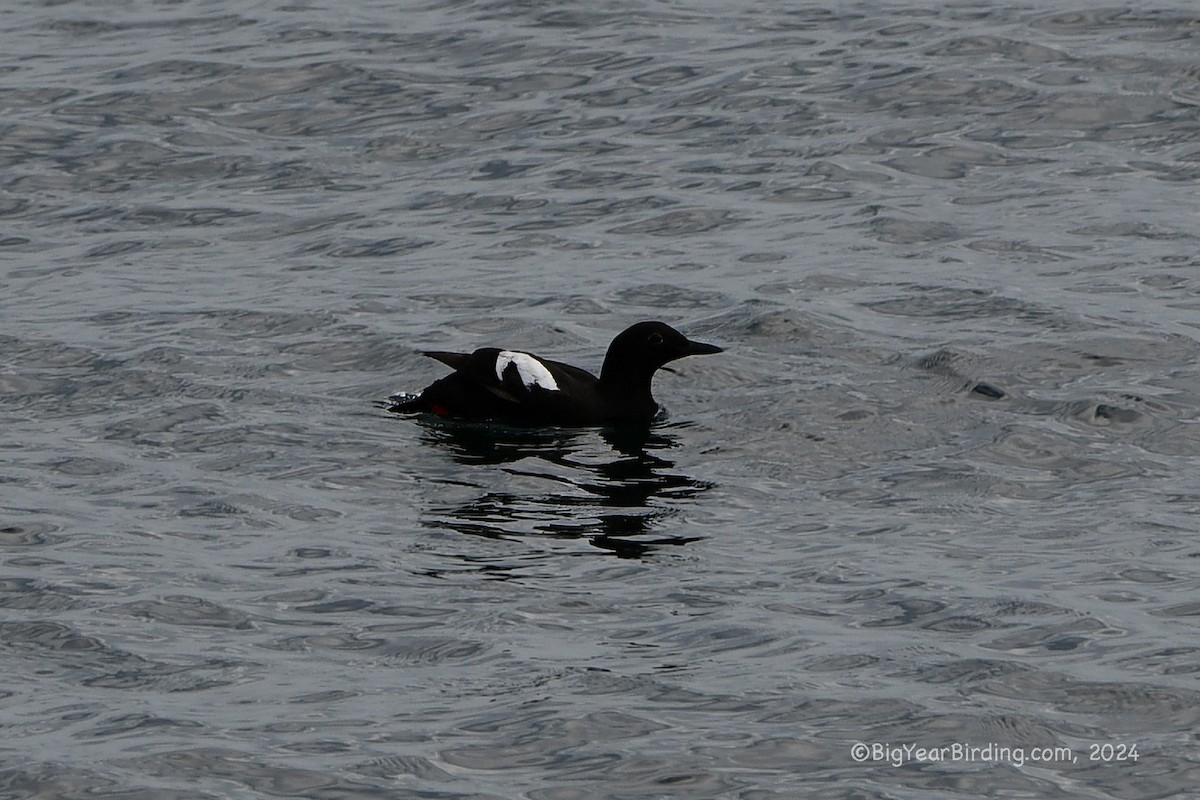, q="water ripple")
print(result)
[3,1,1200,797]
